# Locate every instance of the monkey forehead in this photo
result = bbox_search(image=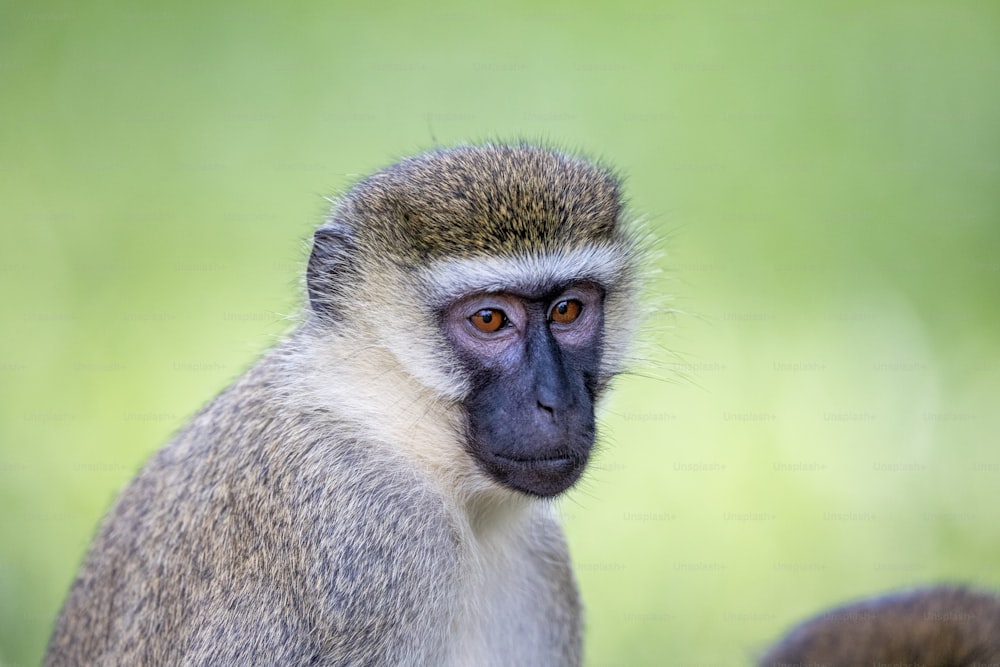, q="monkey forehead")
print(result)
[339,144,625,261]
[417,245,634,305]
